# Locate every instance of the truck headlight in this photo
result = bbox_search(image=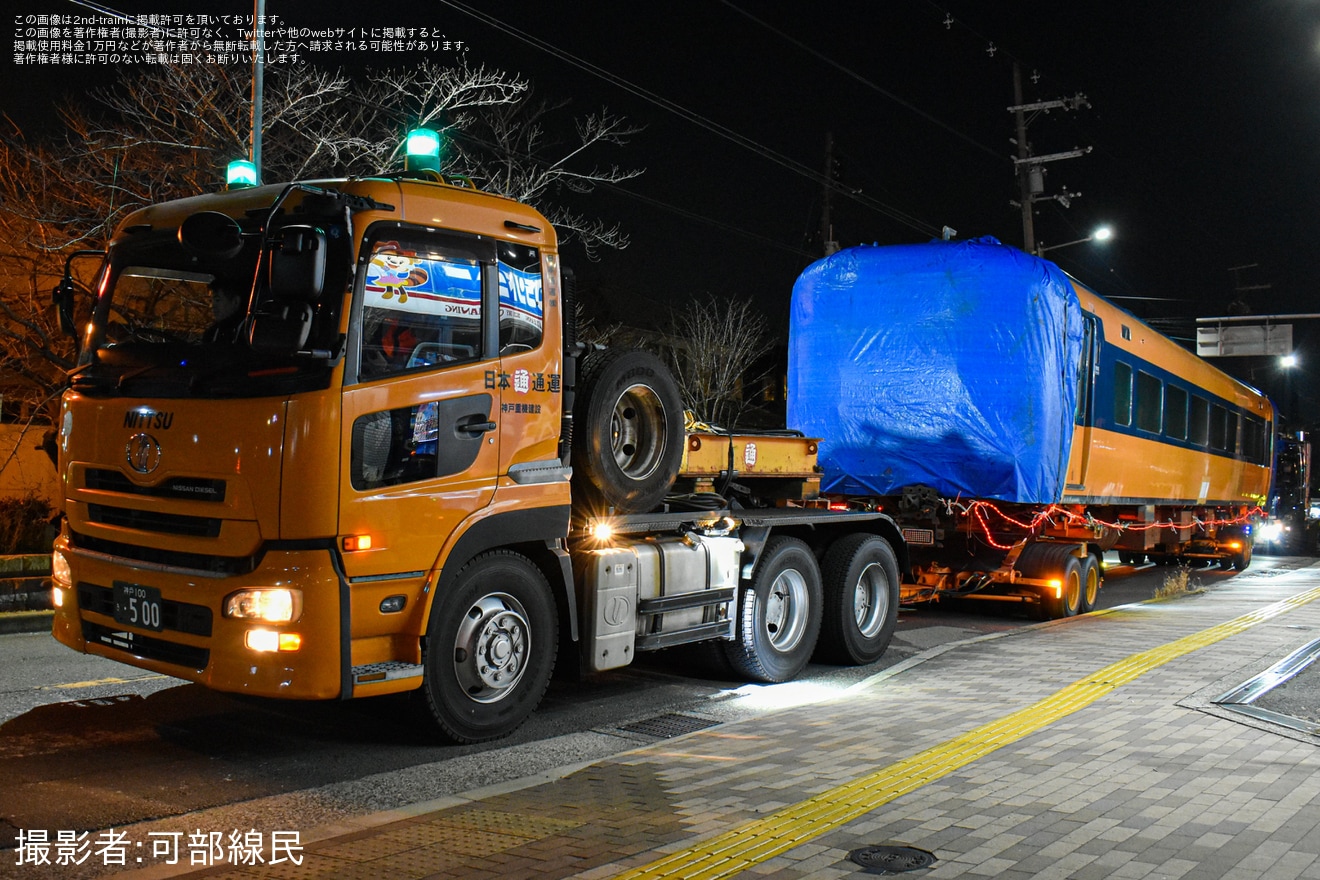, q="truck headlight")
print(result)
[51,550,72,589]
[224,589,301,624]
